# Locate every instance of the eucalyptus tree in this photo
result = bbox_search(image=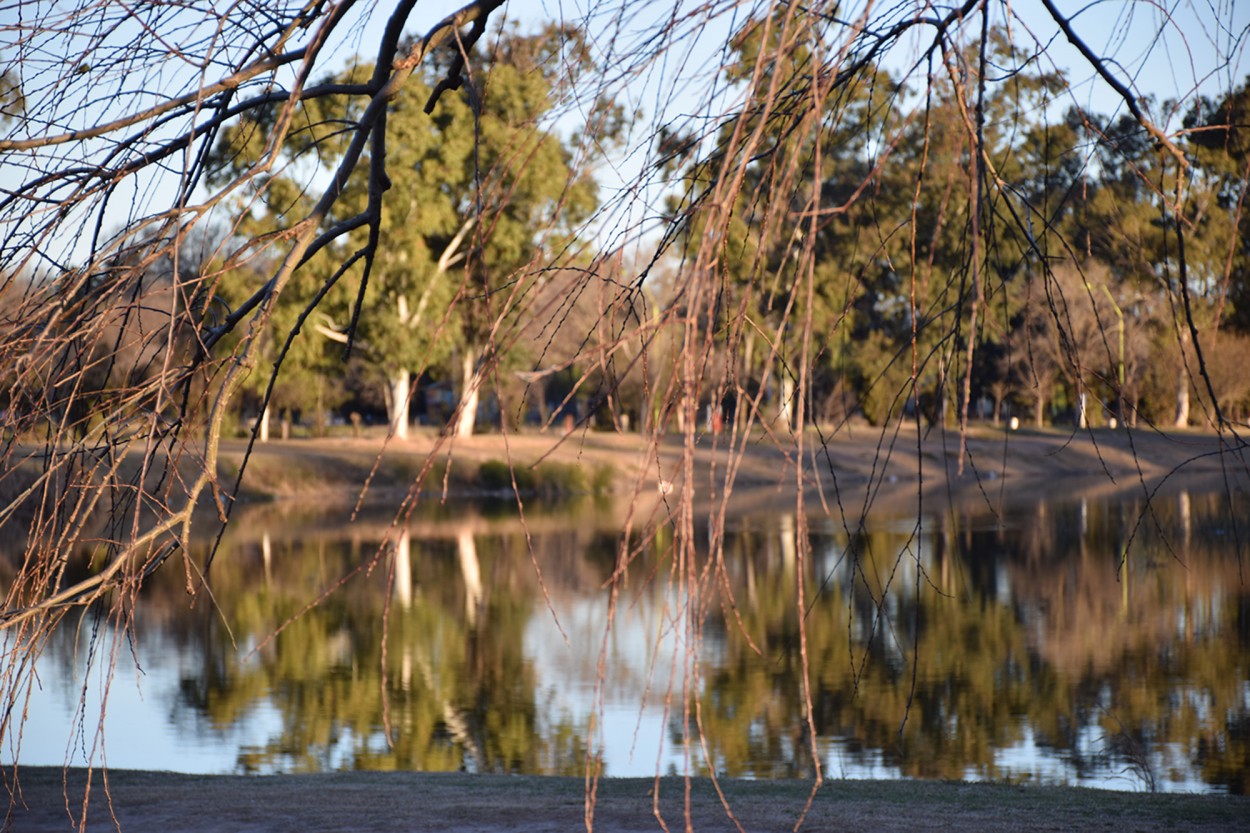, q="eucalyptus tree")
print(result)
[1172,77,1250,425]
[1074,92,1250,430]
[664,9,909,434]
[209,25,601,439]
[325,26,602,440]
[1186,78,1250,330]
